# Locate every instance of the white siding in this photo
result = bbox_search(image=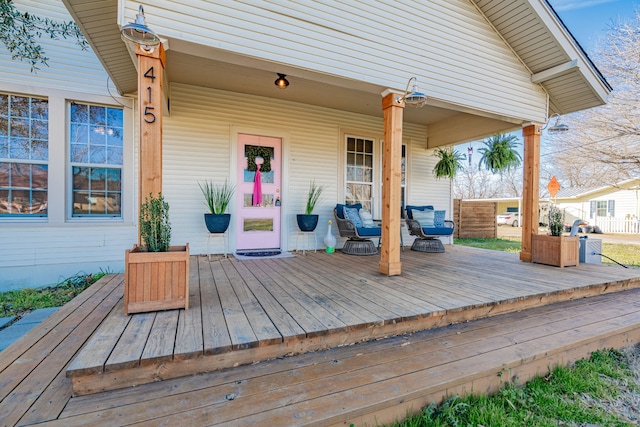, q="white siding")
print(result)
[0,0,112,95]
[124,0,547,122]
[162,83,451,255]
[0,1,136,290]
